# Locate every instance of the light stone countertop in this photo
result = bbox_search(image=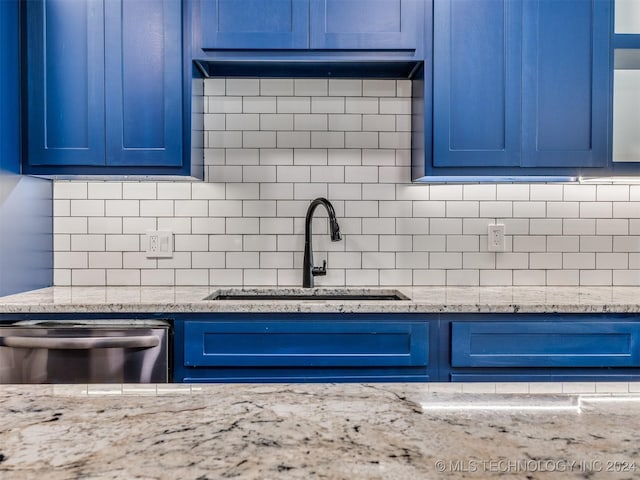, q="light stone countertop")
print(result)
[1,383,640,479]
[2,286,640,314]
